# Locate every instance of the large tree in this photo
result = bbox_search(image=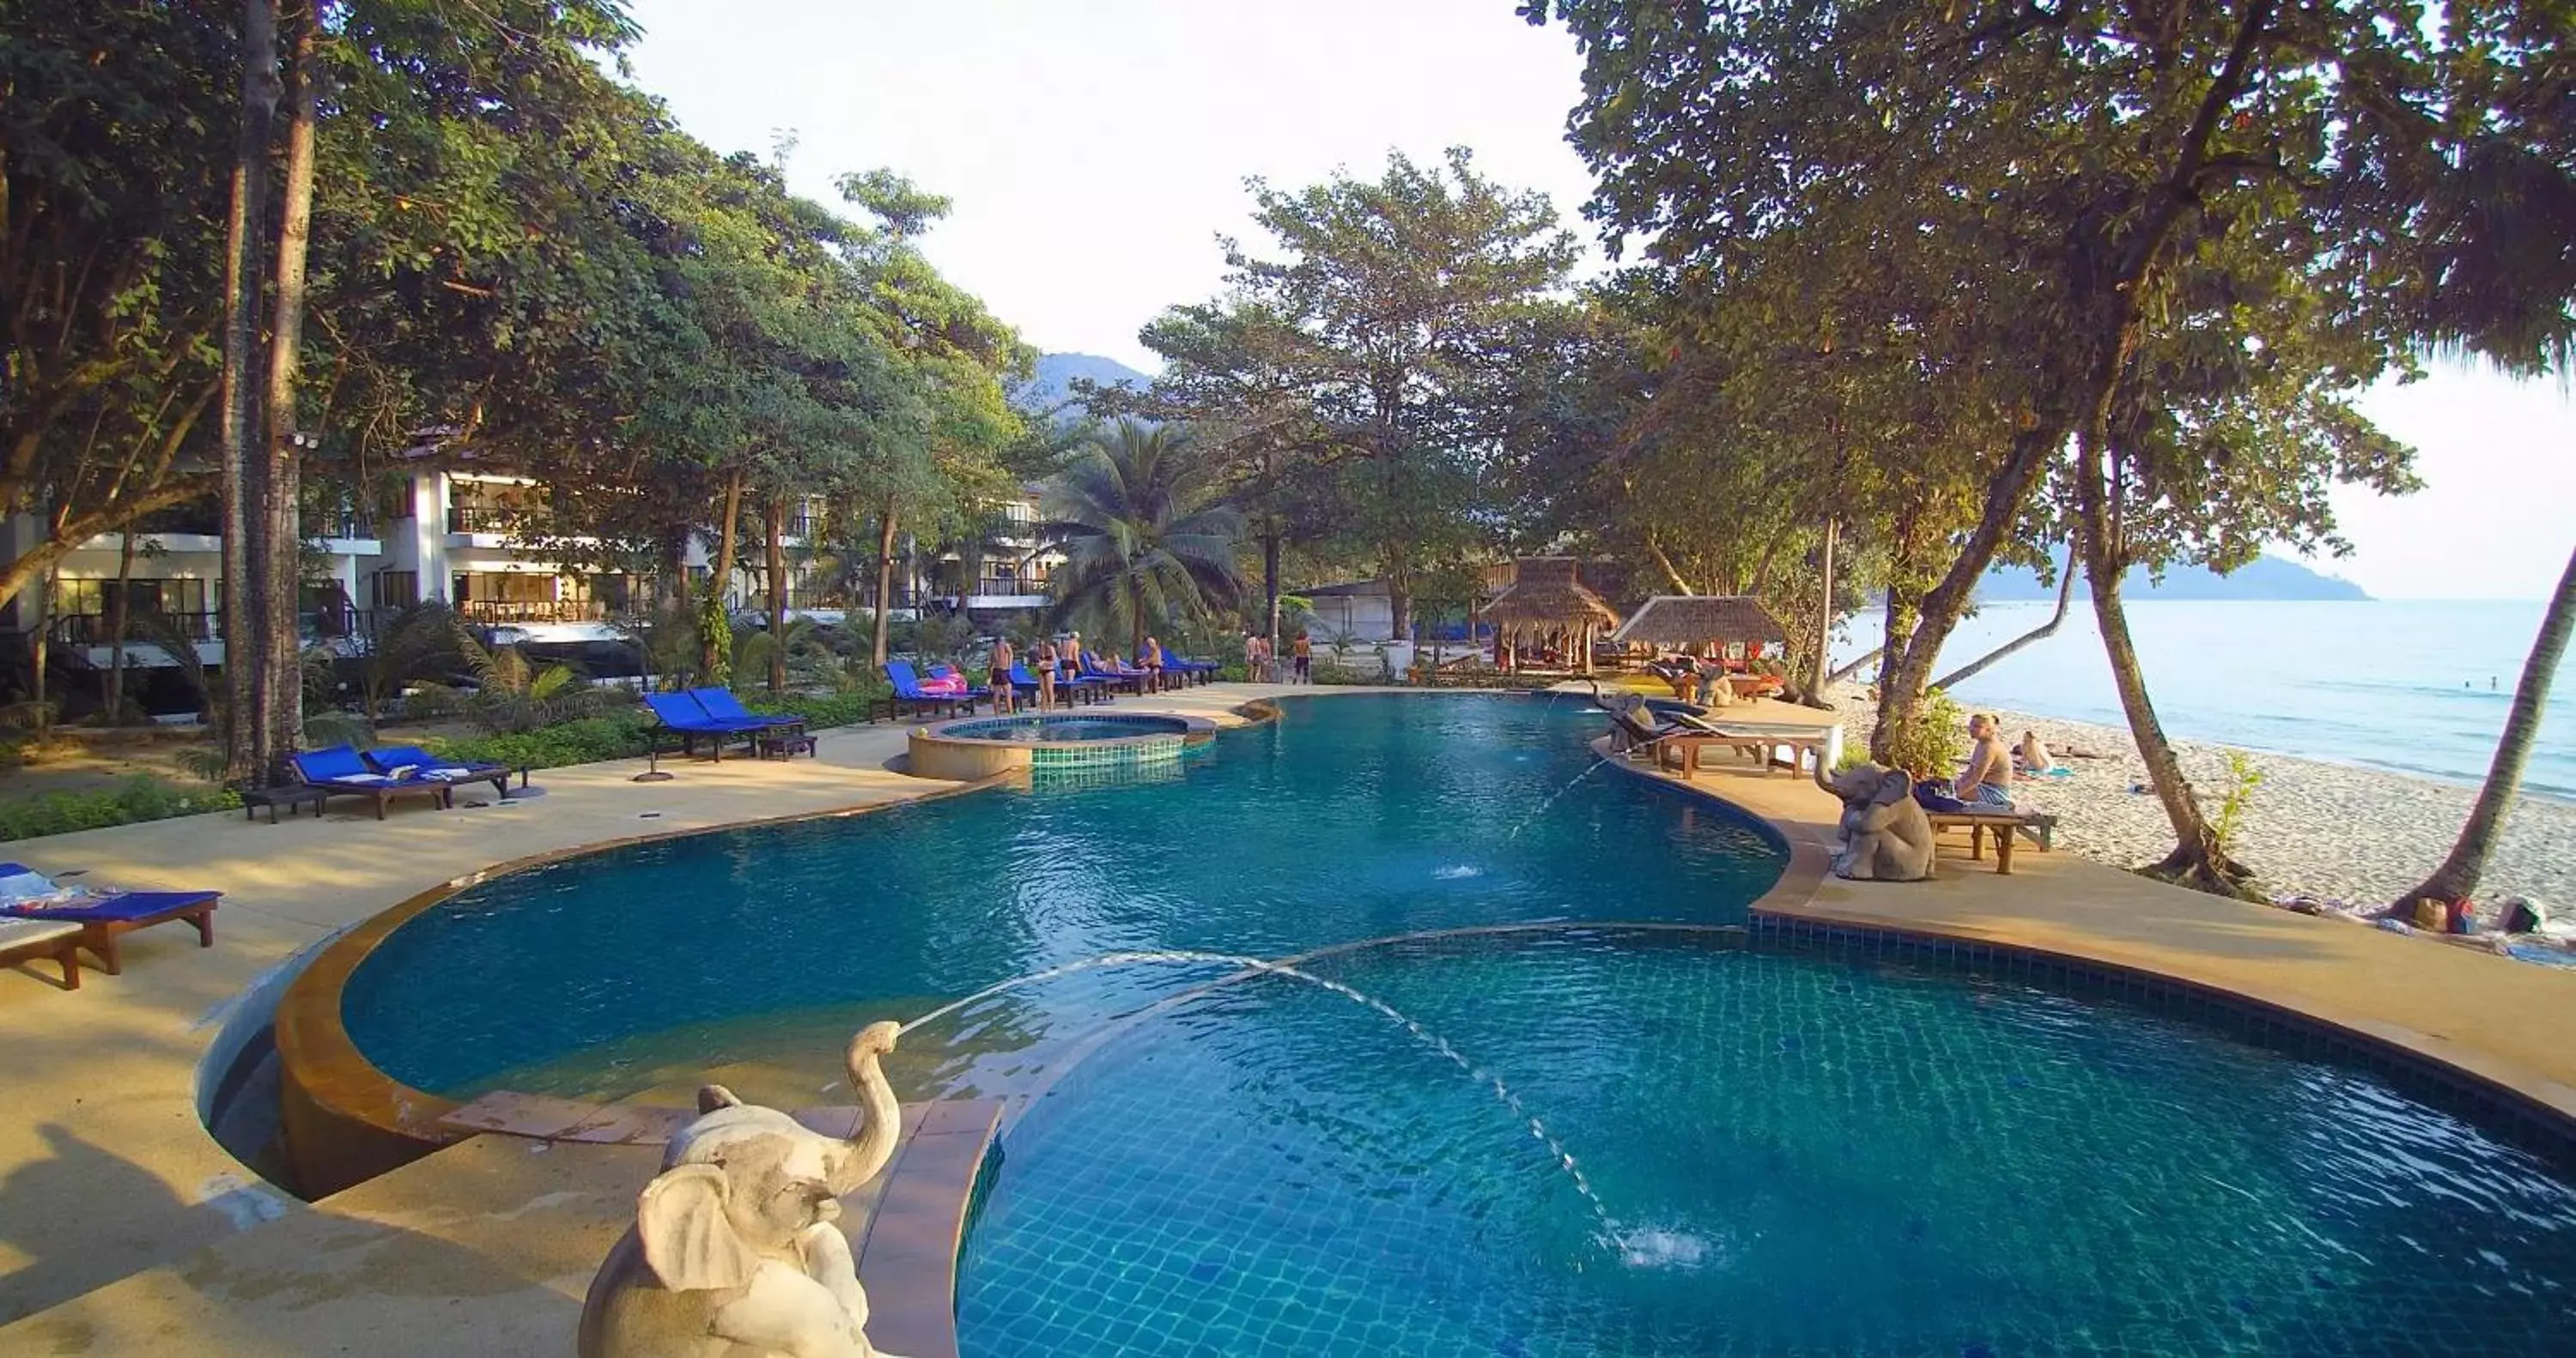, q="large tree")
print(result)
[1041,421,1243,656]
[1140,149,1579,637]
